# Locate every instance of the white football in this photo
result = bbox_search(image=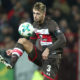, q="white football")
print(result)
[18,22,34,37]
